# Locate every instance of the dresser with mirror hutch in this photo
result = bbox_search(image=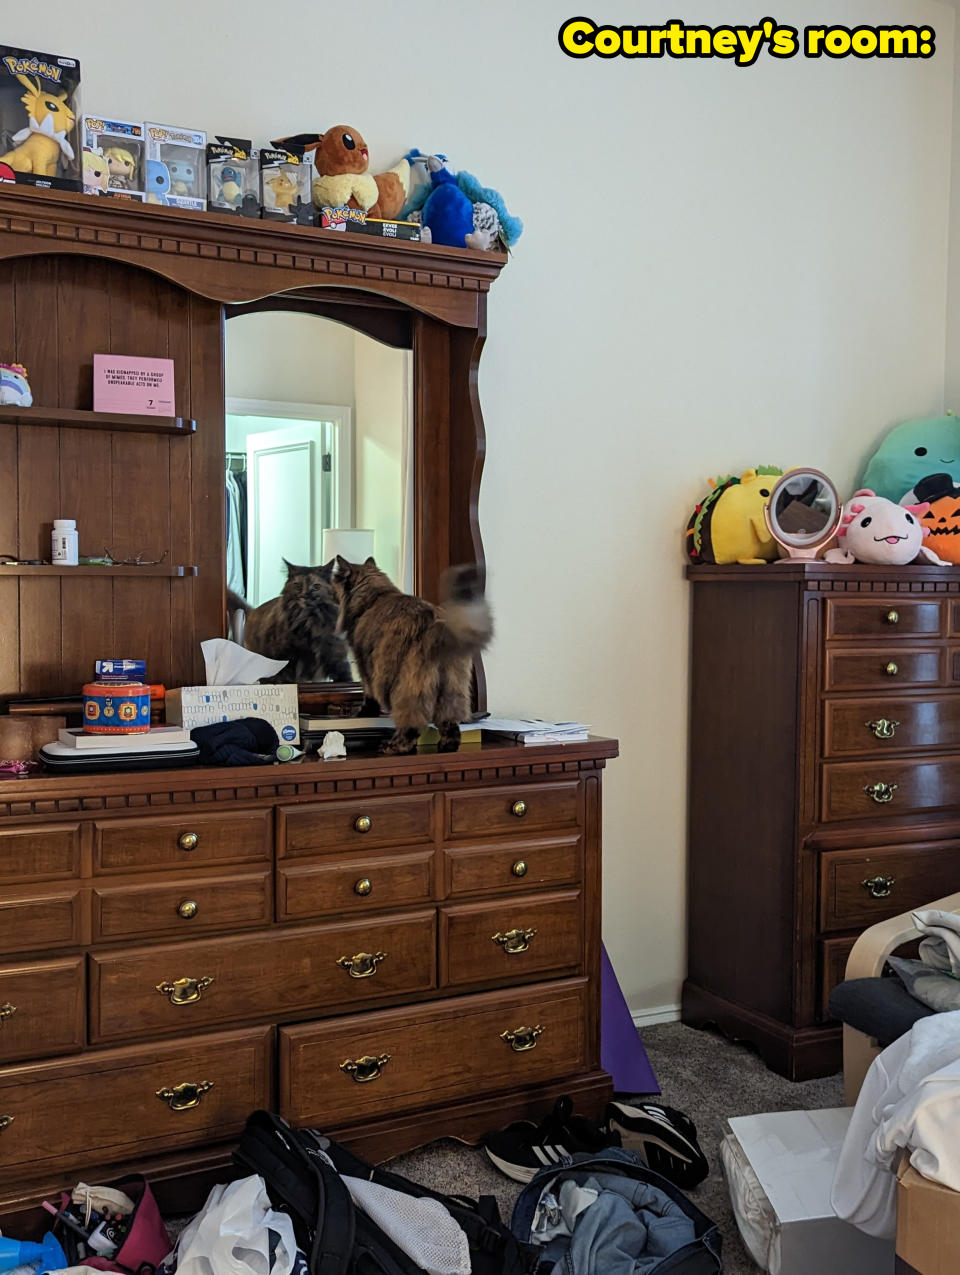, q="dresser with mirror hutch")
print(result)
[0,186,616,1225]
